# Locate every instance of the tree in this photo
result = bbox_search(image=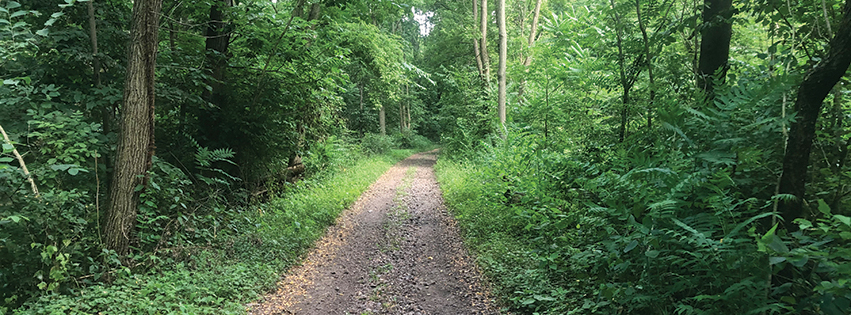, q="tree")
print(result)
[497,0,507,137]
[199,0,233,147]
[473,0,485,78]
[104,0,163,255]
[517,0,544,102]
[696,0,733,95]
[778,0,851,231]
[635,0,655,128]
[480,0,491,85]
[609,0,642,142]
